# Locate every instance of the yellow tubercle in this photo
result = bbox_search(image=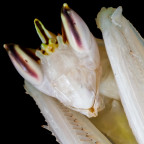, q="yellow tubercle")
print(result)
[40,38,58,55]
